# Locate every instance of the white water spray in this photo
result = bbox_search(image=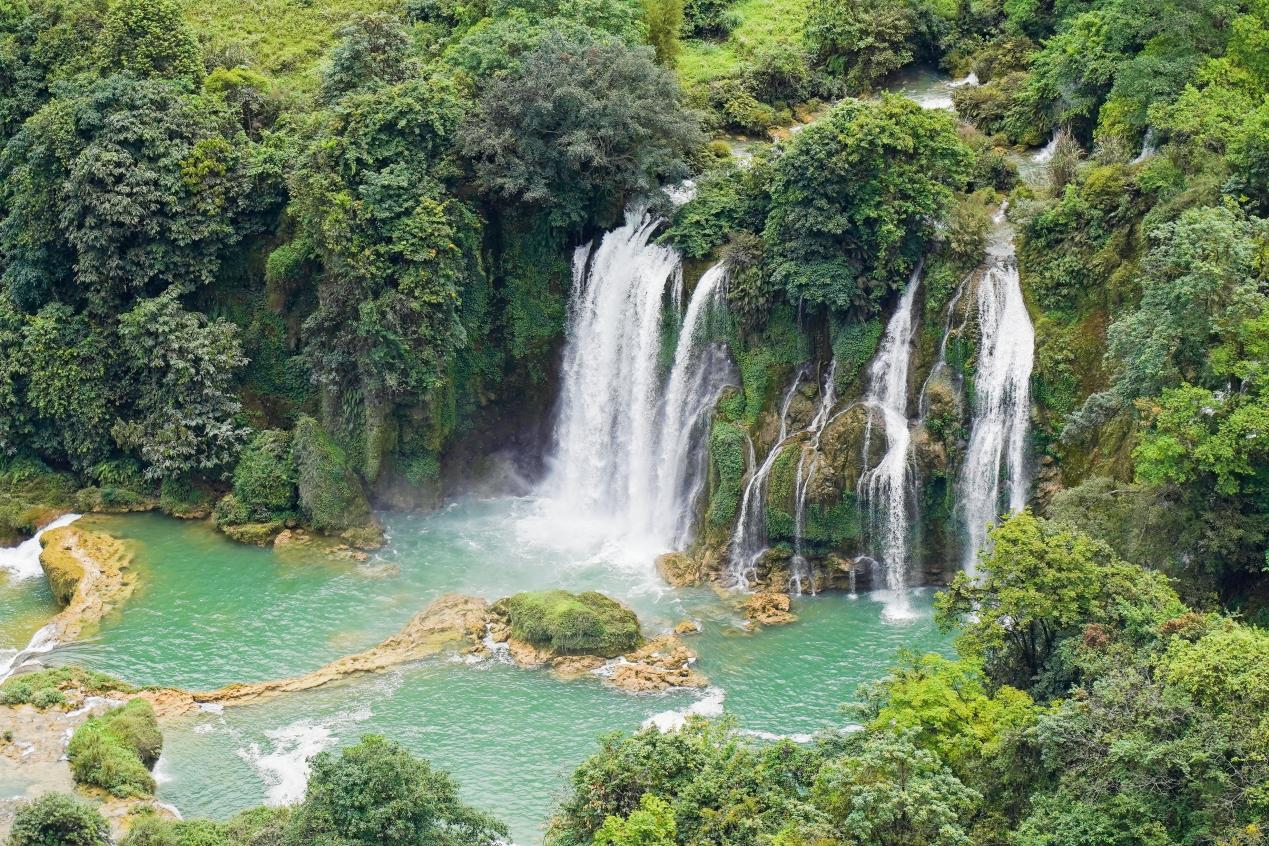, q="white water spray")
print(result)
[959,204,1034,573]
[789,362,838,595]
[542,210,735,562]
[859,268,922,618]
